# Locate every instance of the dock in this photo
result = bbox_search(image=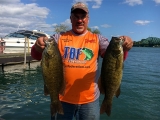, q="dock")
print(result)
[0,53,38,72]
